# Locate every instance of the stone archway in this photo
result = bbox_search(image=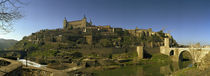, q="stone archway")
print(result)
[178,51,193,69]
[169,50,174,56]
[179,51,192,61]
